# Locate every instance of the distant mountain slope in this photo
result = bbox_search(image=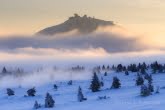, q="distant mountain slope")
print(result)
[37,14,115,35]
